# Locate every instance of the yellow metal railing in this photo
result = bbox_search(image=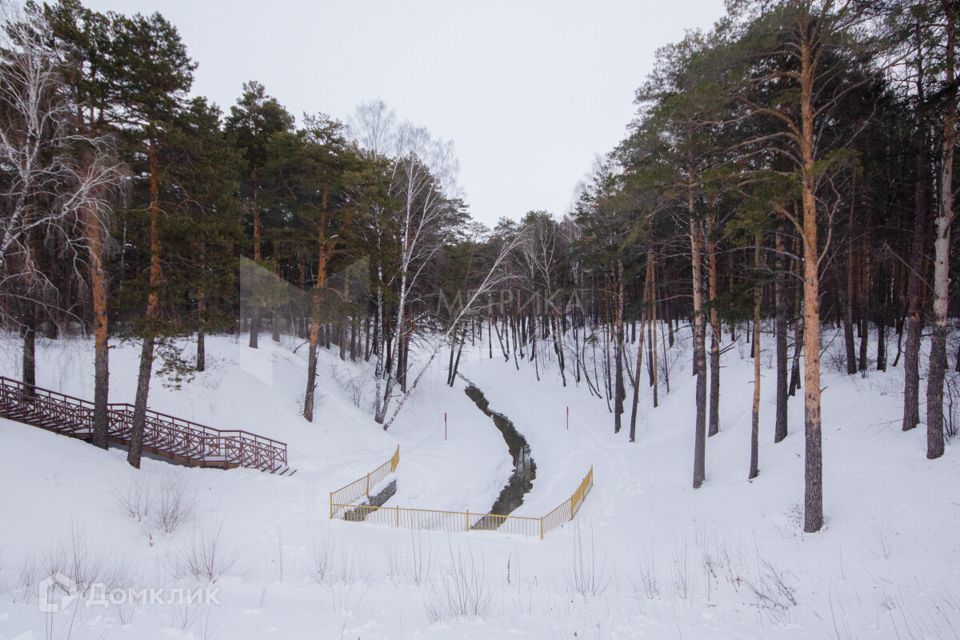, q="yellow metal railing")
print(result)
[330,504,544,536]
[330,464,593,539]
[329,446,399,518]
[543,465,593,536]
